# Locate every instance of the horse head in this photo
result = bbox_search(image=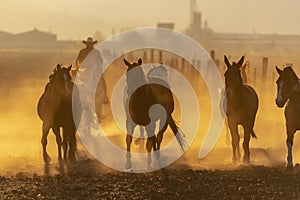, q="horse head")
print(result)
[49,64,73,101]
[224,55,244,98]
[124,58,147,94]
[147,63,168,79]
[224,55,244,88]
[124,58,142,72]
[275,66,299,108]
